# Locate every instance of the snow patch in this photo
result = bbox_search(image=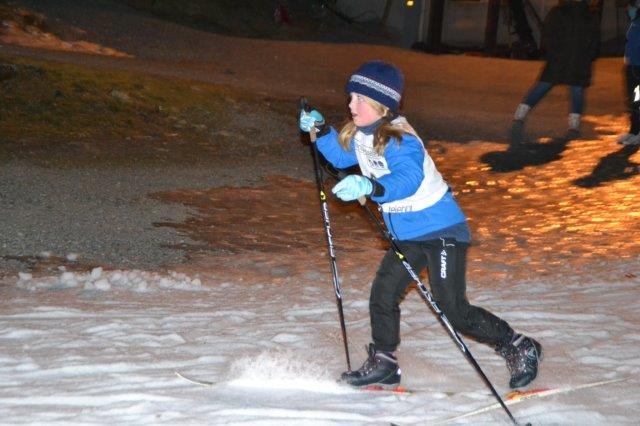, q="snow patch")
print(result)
[16,269,203,292]
[227,350,349,394]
